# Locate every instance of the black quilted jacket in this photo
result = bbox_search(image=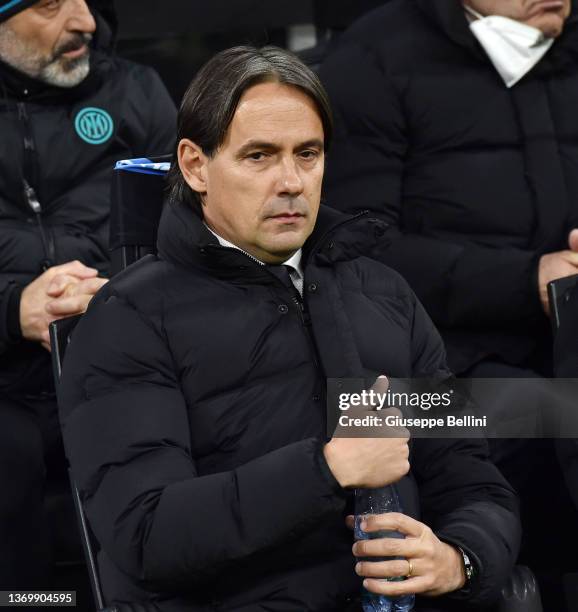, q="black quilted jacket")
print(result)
[321,0,578,374]
[0,48,176,395]
[58,202,520,611]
